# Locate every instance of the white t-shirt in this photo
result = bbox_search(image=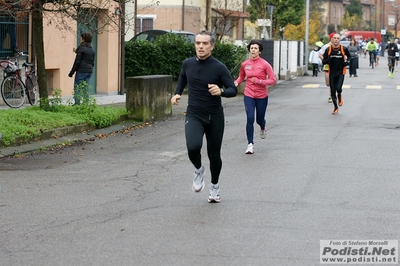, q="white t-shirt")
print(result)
[318,43,330,56]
